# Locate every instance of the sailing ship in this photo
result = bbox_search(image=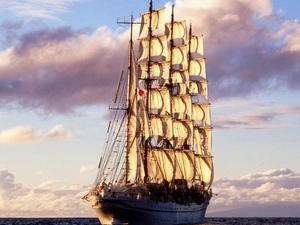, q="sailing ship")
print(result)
[83,1,213,224]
